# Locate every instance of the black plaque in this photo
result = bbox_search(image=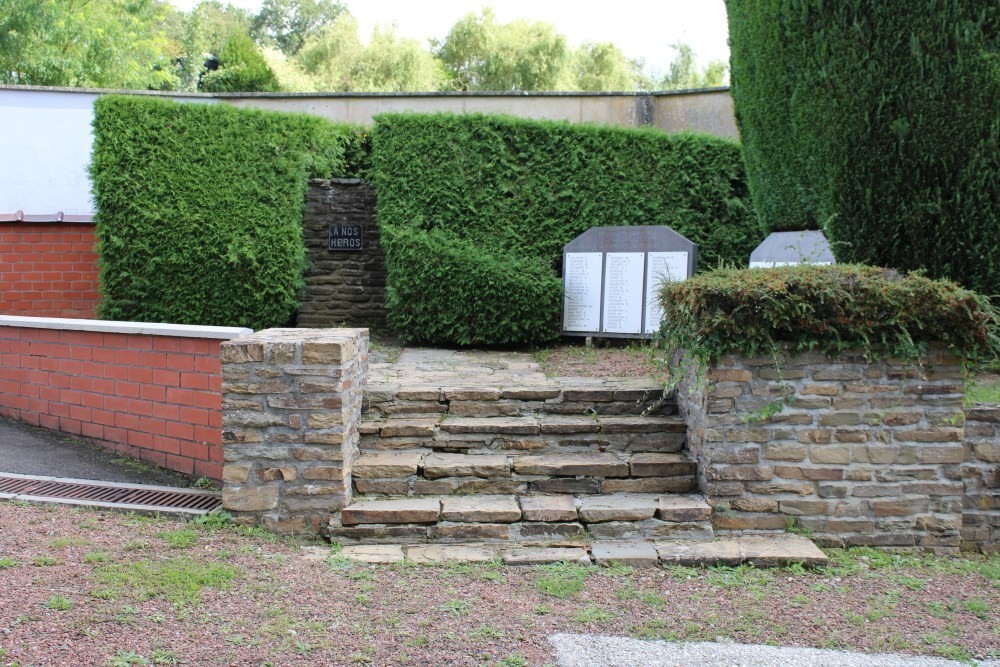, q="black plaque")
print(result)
[328,223,363,251]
